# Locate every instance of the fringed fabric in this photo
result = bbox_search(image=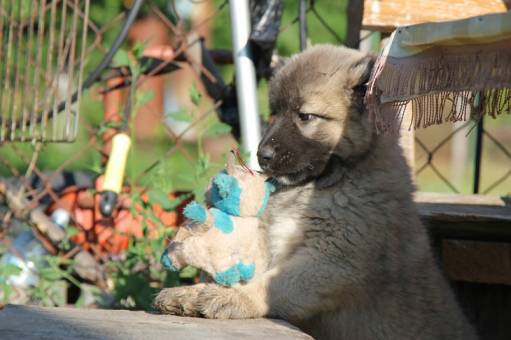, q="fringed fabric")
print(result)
[366,17,511,133]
